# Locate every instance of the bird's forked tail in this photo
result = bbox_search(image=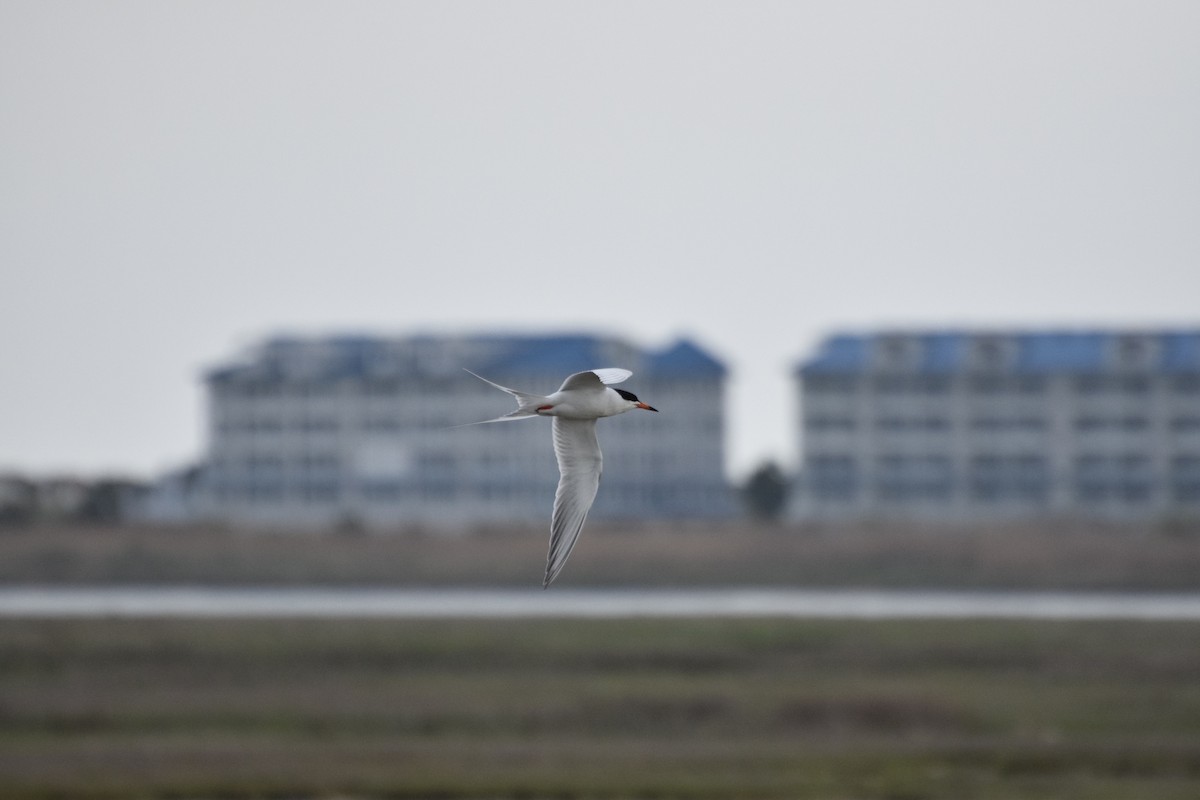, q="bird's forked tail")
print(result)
[461,369,550,424]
